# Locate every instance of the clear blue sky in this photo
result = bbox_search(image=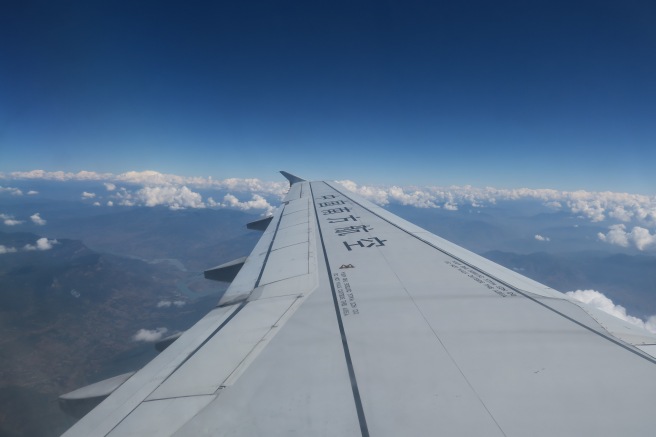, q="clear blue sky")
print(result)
[1,0,655,193]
